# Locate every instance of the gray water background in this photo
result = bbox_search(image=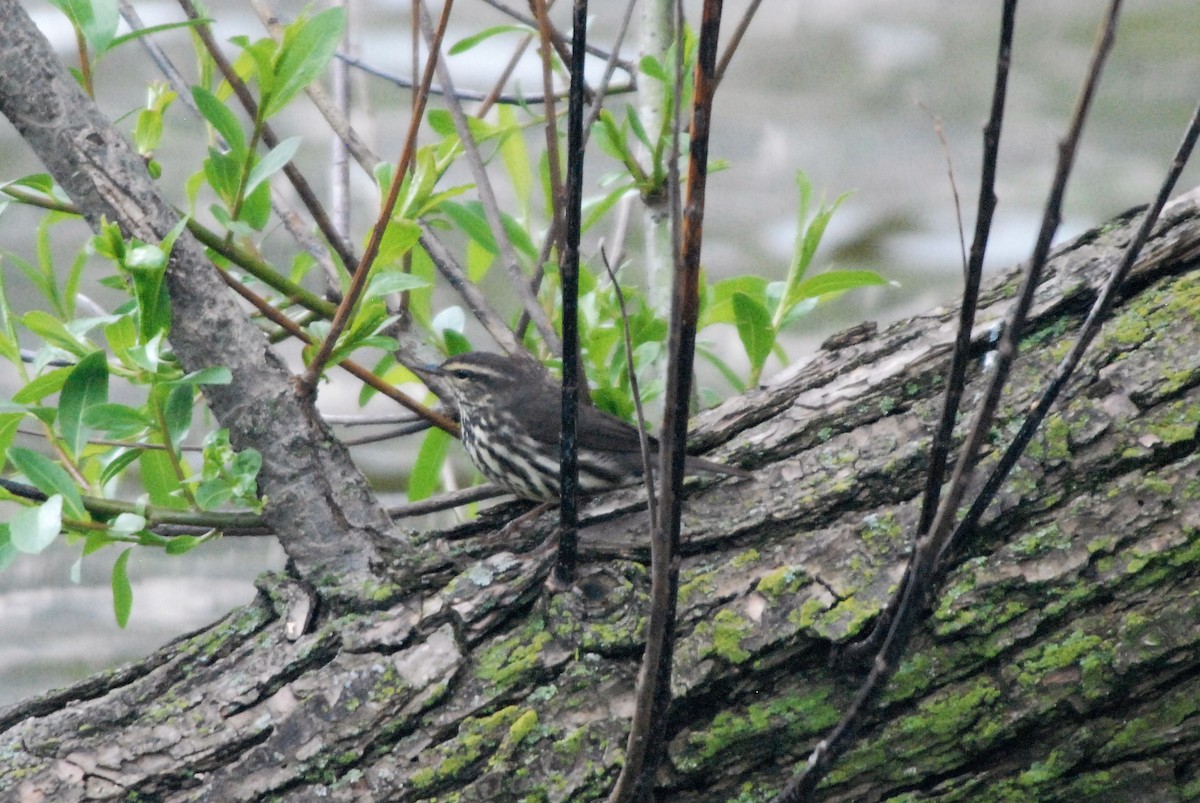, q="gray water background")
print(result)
[1,0,1198,705]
